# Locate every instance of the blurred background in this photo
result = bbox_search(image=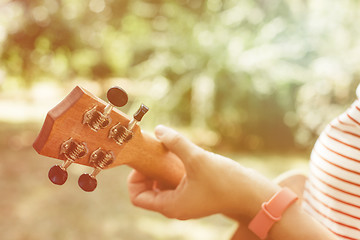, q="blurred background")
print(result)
[1,0,360,239]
